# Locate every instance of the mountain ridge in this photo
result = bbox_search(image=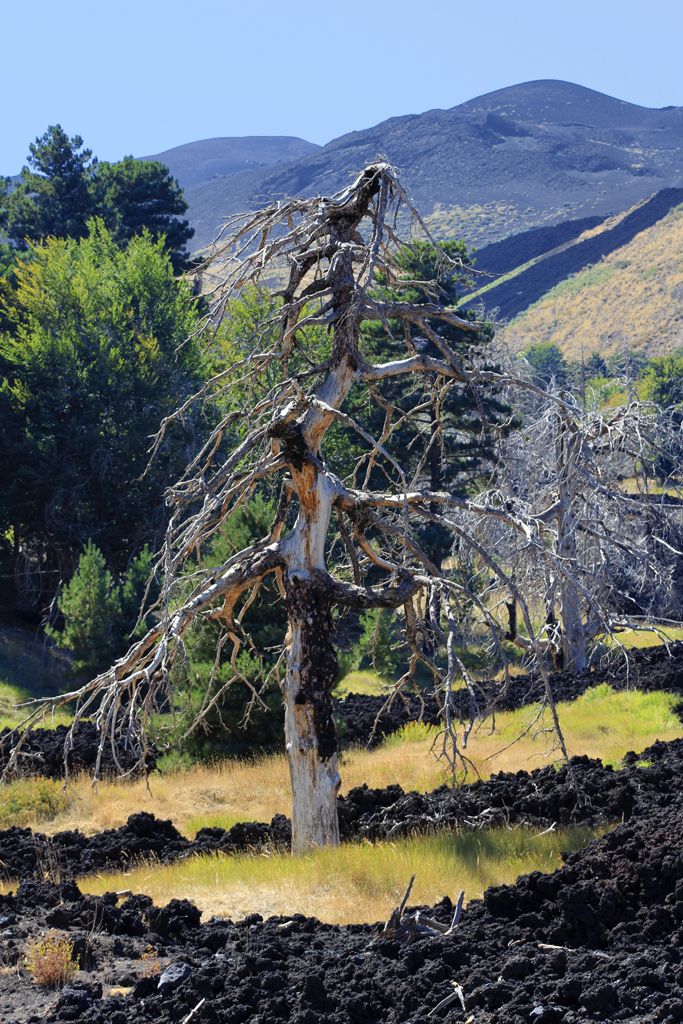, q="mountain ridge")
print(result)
[154,79,683,251]
[140,135,320,191]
